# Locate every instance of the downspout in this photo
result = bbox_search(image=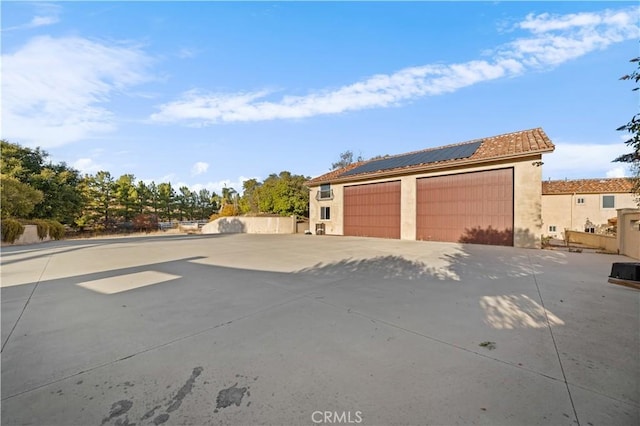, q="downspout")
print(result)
[570,192,574,231]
